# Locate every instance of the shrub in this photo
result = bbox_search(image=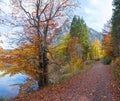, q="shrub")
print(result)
[112,57,120,88]
[113,58,120,67]
[73,58,84,72]
[103,56,113,65]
